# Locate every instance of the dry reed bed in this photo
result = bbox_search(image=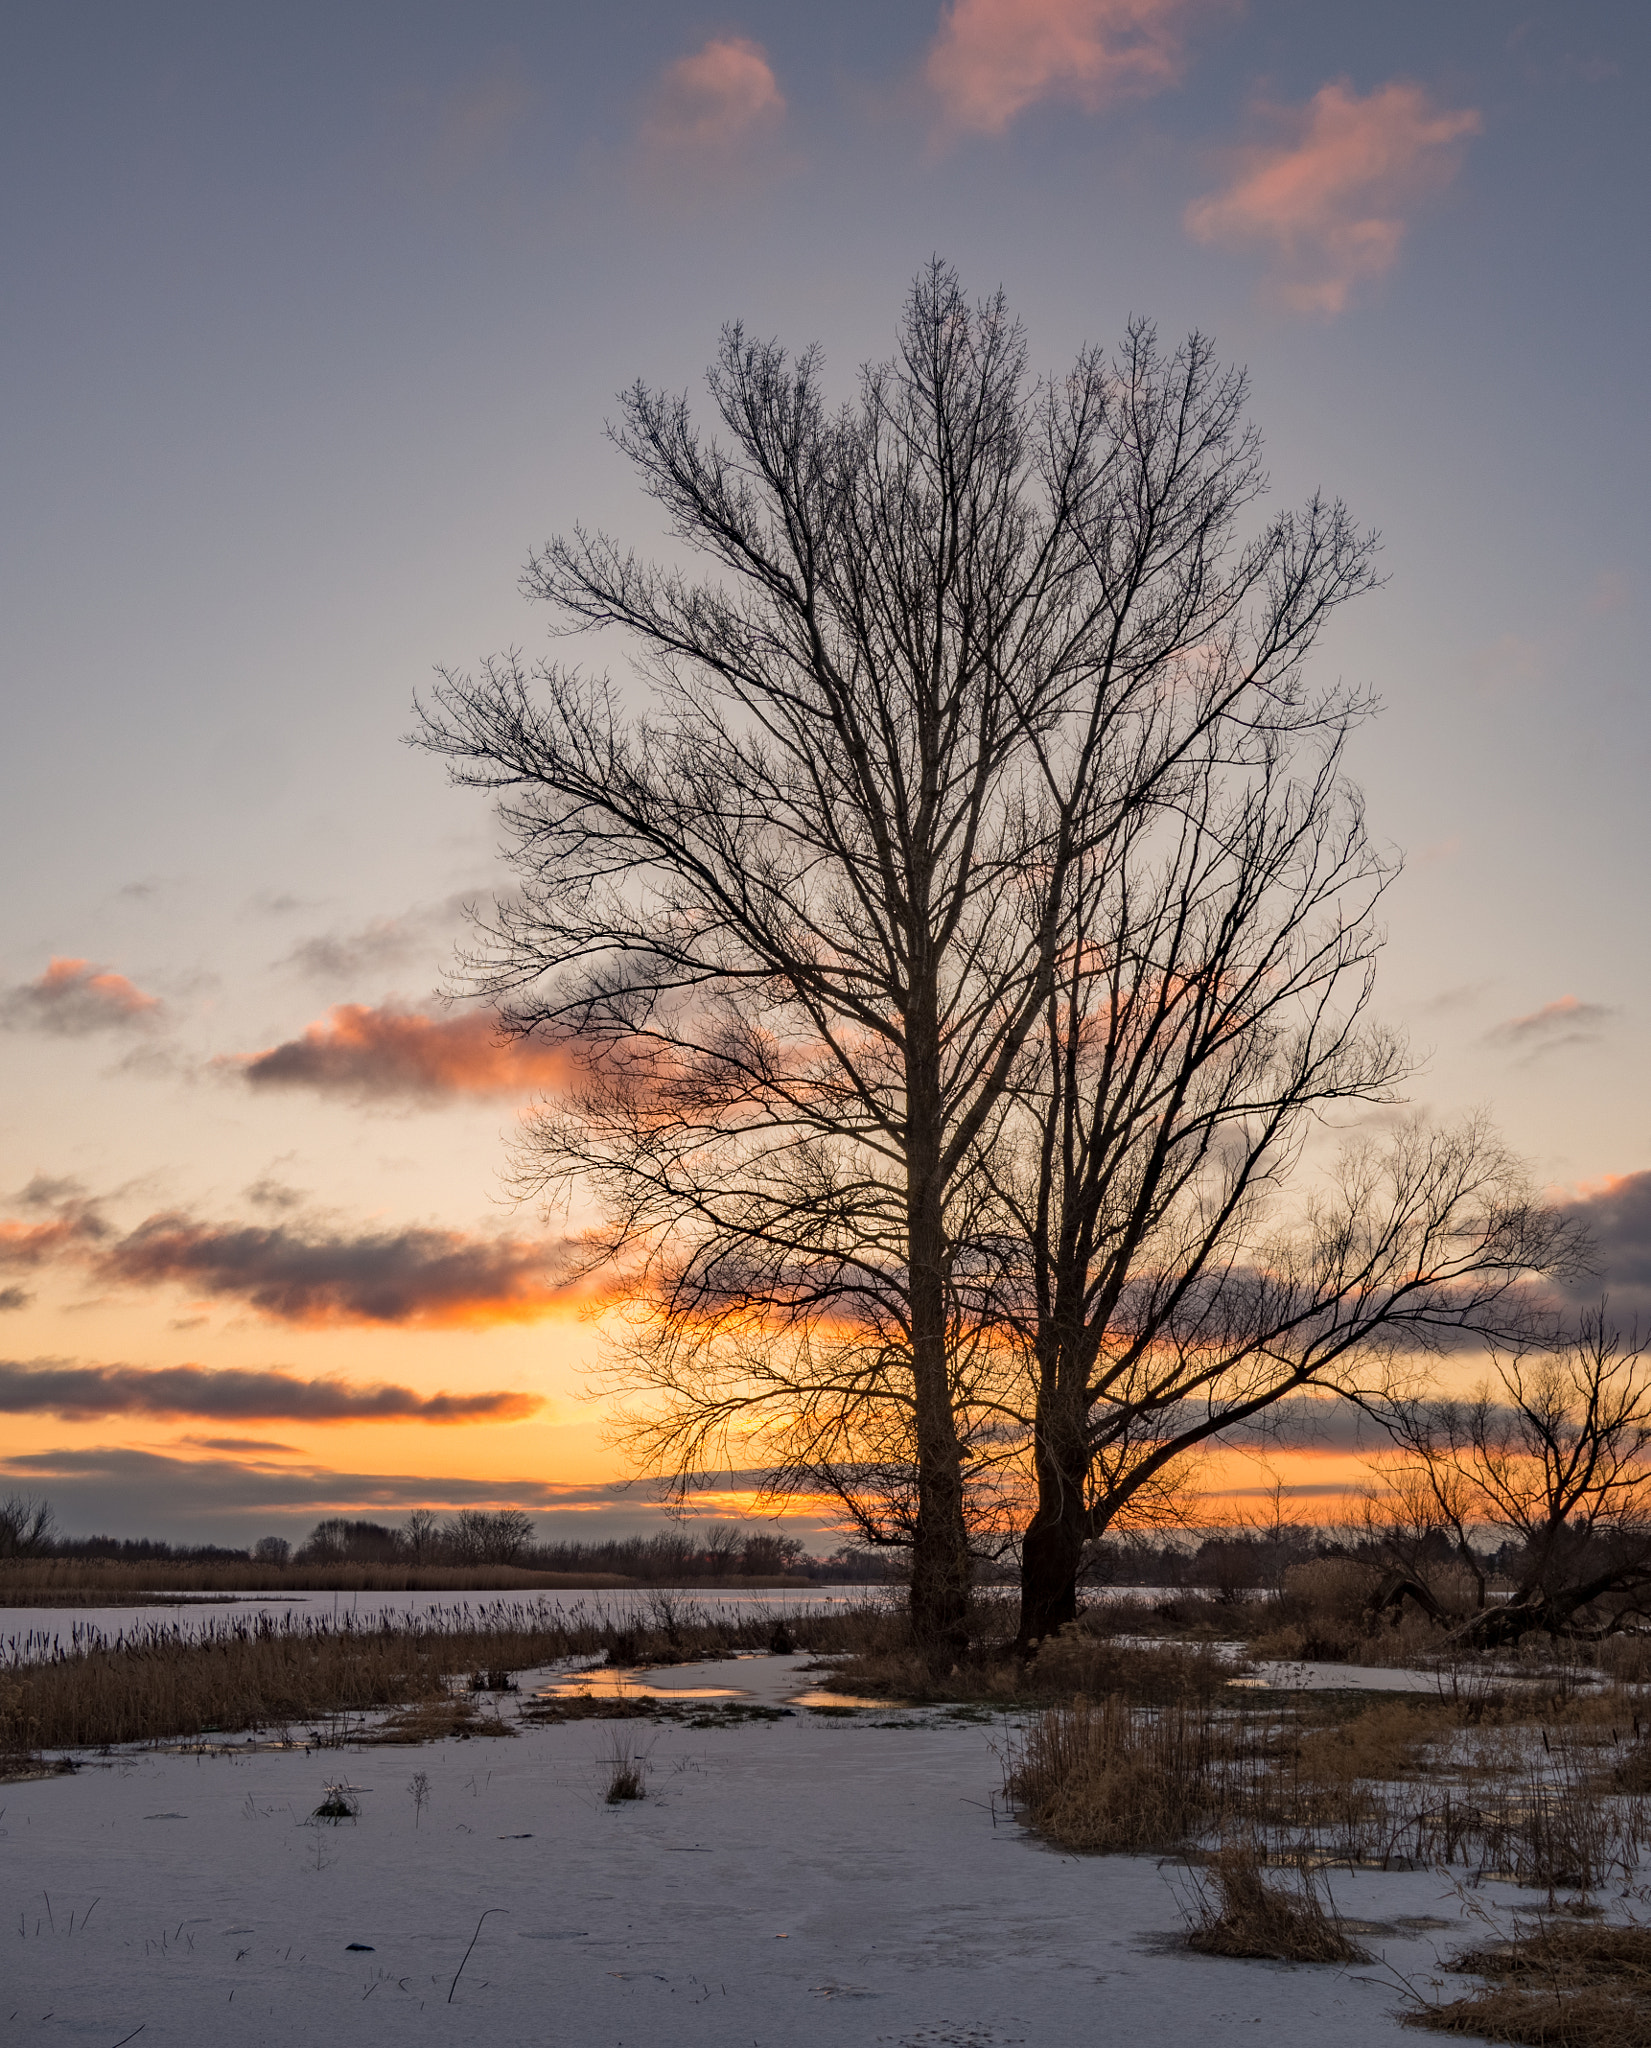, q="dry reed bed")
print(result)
[1406,1919,1651,2045]
[0,1560,639,1601]
[1,1596,898,1758]
[1006,1693,1651,1890]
